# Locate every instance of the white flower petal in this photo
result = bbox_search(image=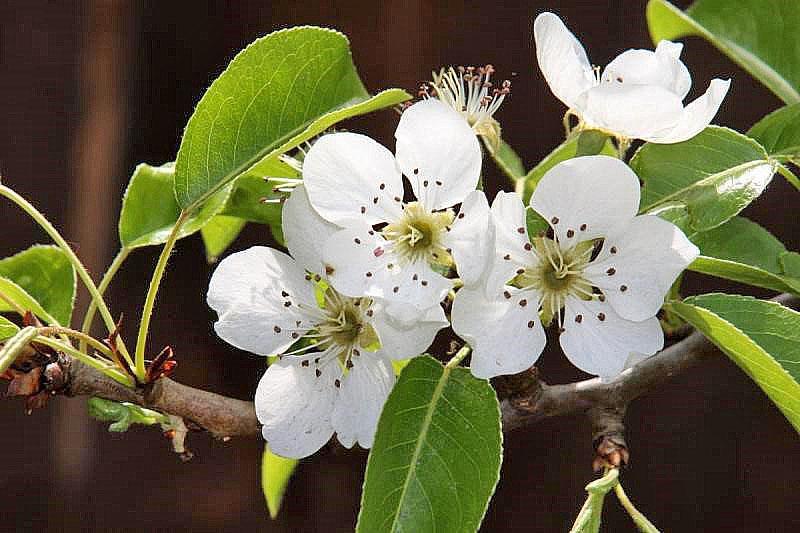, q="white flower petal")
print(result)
[452,286,545,379]
[584,215,699,322]
[302,132,404,226]
[486,191,535,294]
[601,41,691,99]
[255,354,340,458]
[530,156,640,247]
[444,190,493,287]
[395,99,481,211]
[576,84,685,140]
[371,301,448,360]
[283,185,340,276]
[322,227,451,311]
[332,355,395,449]
[207,247,316,356]
[645,78,731,143]
[560,298,663,378]
[533,12,597,110]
